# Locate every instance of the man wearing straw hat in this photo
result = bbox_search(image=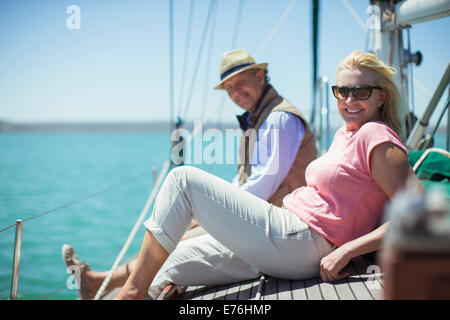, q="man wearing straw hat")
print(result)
[61,49,317,300]
[214,49,317,206]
